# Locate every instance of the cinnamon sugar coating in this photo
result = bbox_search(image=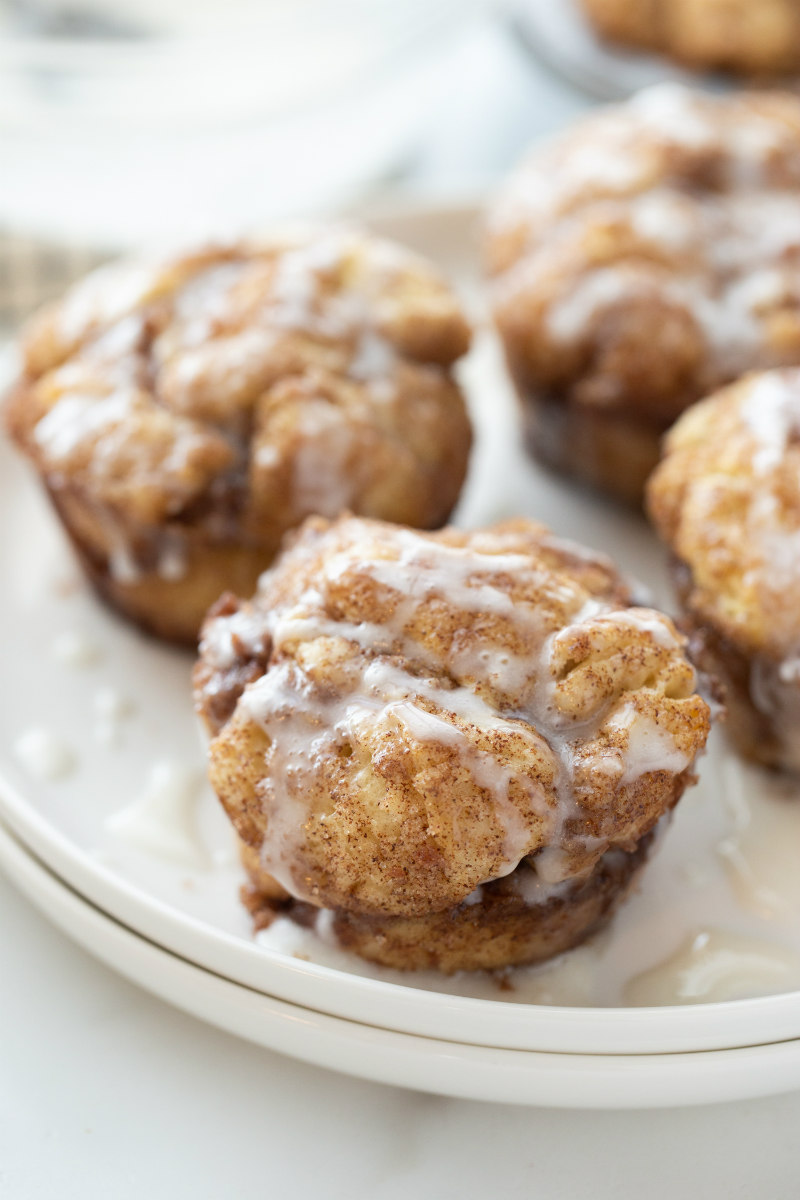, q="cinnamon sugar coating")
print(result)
[241,836,654,974]
[648,368,800,771]
[487,85,800,504]
[194,515,710,970]
[581,0,800,77]
[4,228,472,642]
